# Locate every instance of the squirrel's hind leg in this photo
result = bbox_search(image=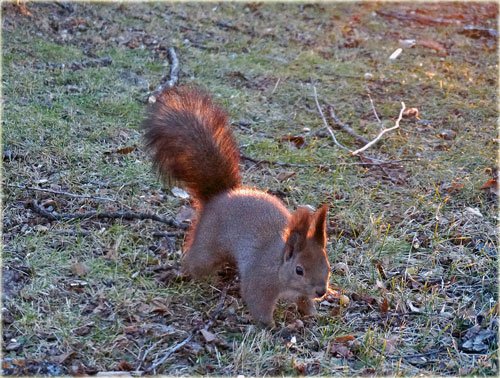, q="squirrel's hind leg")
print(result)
[181,241,226,279]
